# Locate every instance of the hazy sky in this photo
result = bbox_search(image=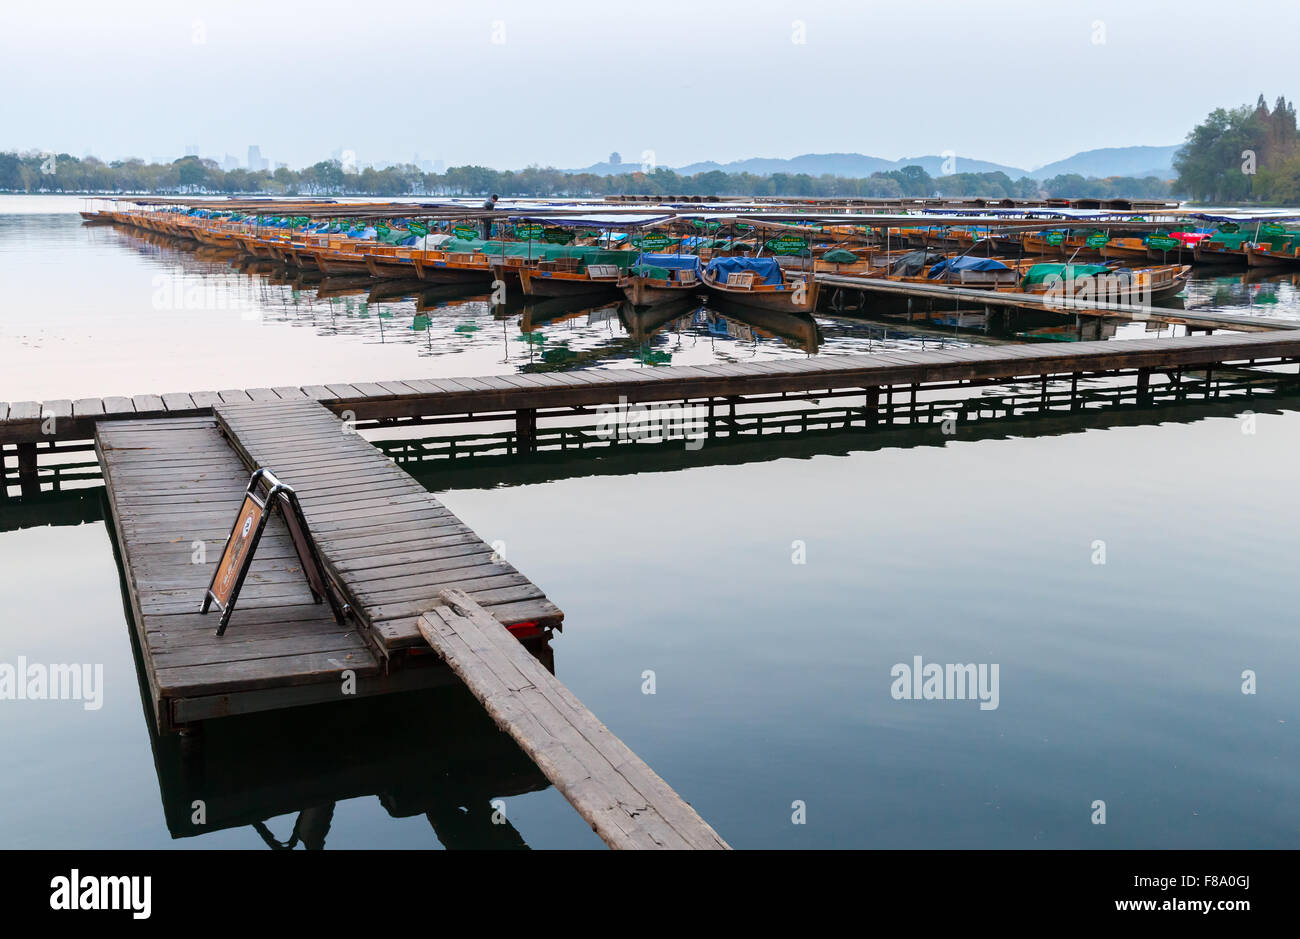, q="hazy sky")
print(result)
[1,0,1294,172]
